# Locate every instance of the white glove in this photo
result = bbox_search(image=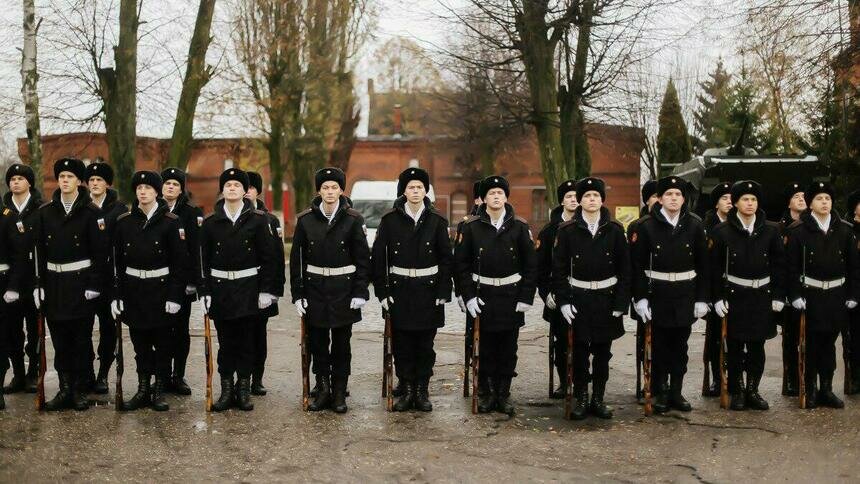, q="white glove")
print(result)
[350,297,366,309]
[634,298,651,321]
[772,300,785,312]
[515,302,531,313]
[3,290,19,303]
[32,288,44,309]
[466,297,484,318]
[185,285,197,296]
[694,302,709,319]
[848,300,858,310]
[200,295,212,313]
[435,299,446,306]
[165,301,181,314]
[258,292,275,309]
[714,300,729,318]
[111,300,124,319]
[612,310,624,317]
[84,290,100,300]
[561,304,577,324]
[791,298,806,310]
[546,293,557,310]
[456,296,466,313]
[381,296,393,311]
[295,298,307,316]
